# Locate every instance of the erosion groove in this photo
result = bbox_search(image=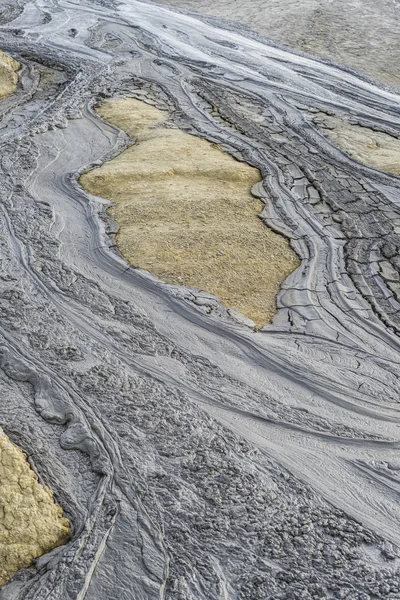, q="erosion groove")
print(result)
[0,0,400,598]
[81,97,299,327]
